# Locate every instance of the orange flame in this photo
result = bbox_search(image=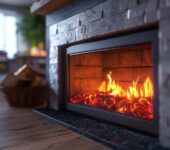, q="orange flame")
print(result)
[70,71,154,120]
[99,72,153,99]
